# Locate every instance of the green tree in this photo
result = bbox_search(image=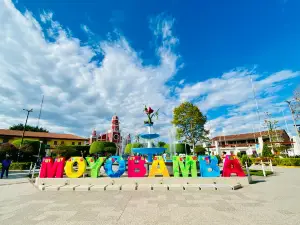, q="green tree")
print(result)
[262,145,273,157]
[172,102,208,148]
[52,145,77,158]
[240,155,253,167]
[157,141,166,147]
[0,143,18,159]
[9,123,49,132]
[12,139,43,155]
[193,146,206,155]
